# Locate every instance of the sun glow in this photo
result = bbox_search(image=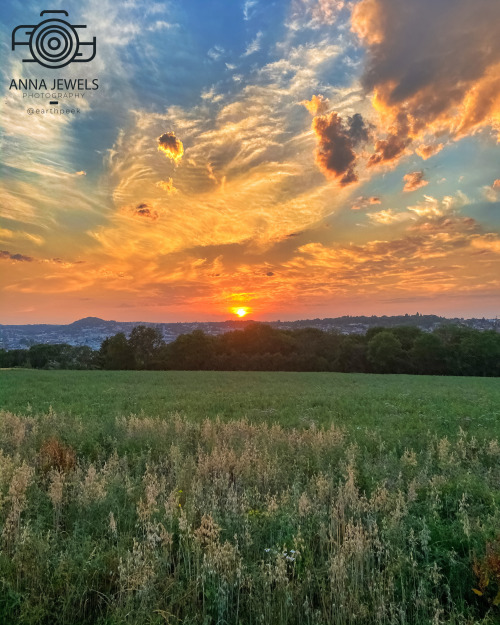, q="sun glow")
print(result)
[233,307,249,317]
